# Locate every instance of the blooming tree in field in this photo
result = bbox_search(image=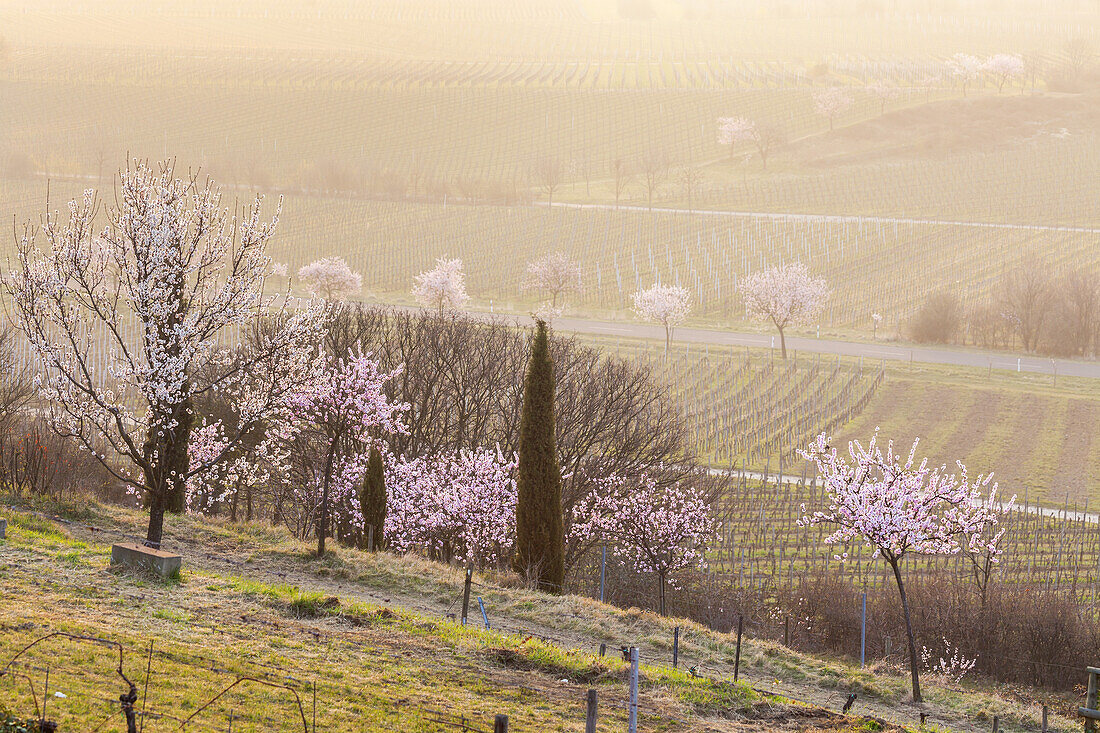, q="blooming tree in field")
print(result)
[413,257,470,315]
[291,346,409,556]
[872,312,884,339]
[297,256,362,301]
[3,162,327,547]
[799,432,1009,703]
[523,252,582,309]
[716,117,786,170]
[570,473,717,615]
[812,87,853,131]
[716,116,757,160]
[948,53,983,96]
[983,54,1025,93]
[740,263,829,359]
[632,283,691,352]
[386,447,517,568]
[866,81,900,116]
